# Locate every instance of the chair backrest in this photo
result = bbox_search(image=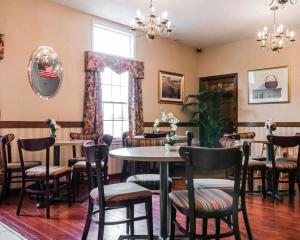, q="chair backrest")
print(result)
[103,134,113,147]
[83,142,109,207]
[186,131,194,146]
[179,145,243,218]
[70,132,99,157]
[267,135,300,168]
[0,134,15,170]
[122,131,130,147]
[223,132,256,140]
[17,137,55,176]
